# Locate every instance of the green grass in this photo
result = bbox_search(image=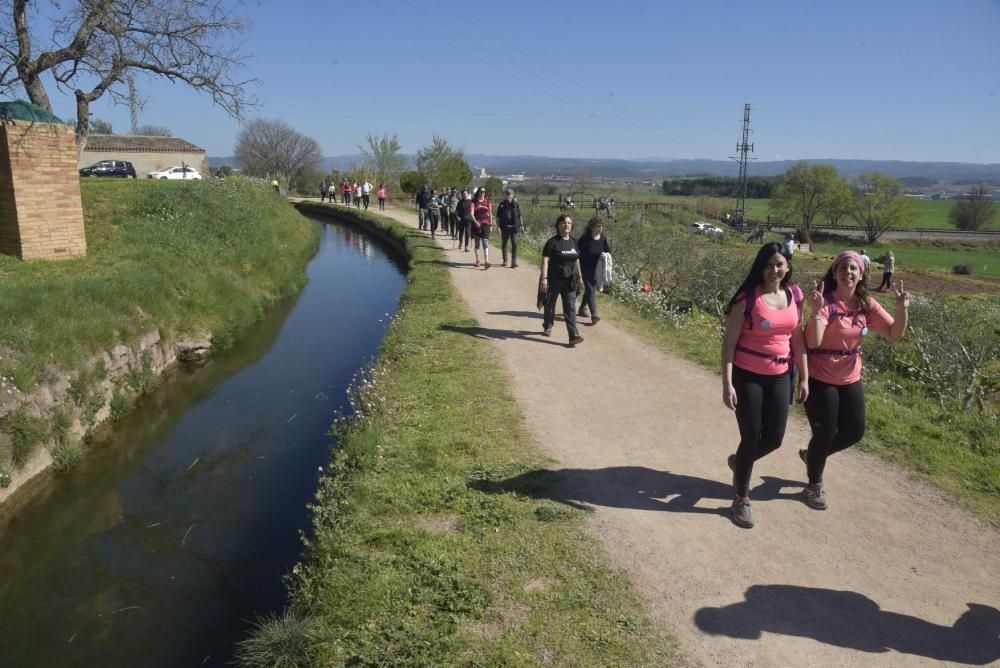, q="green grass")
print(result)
[240,204,679,667]
[0,178,318,390]
[805,241,1000,278]
[0,178,318,479]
